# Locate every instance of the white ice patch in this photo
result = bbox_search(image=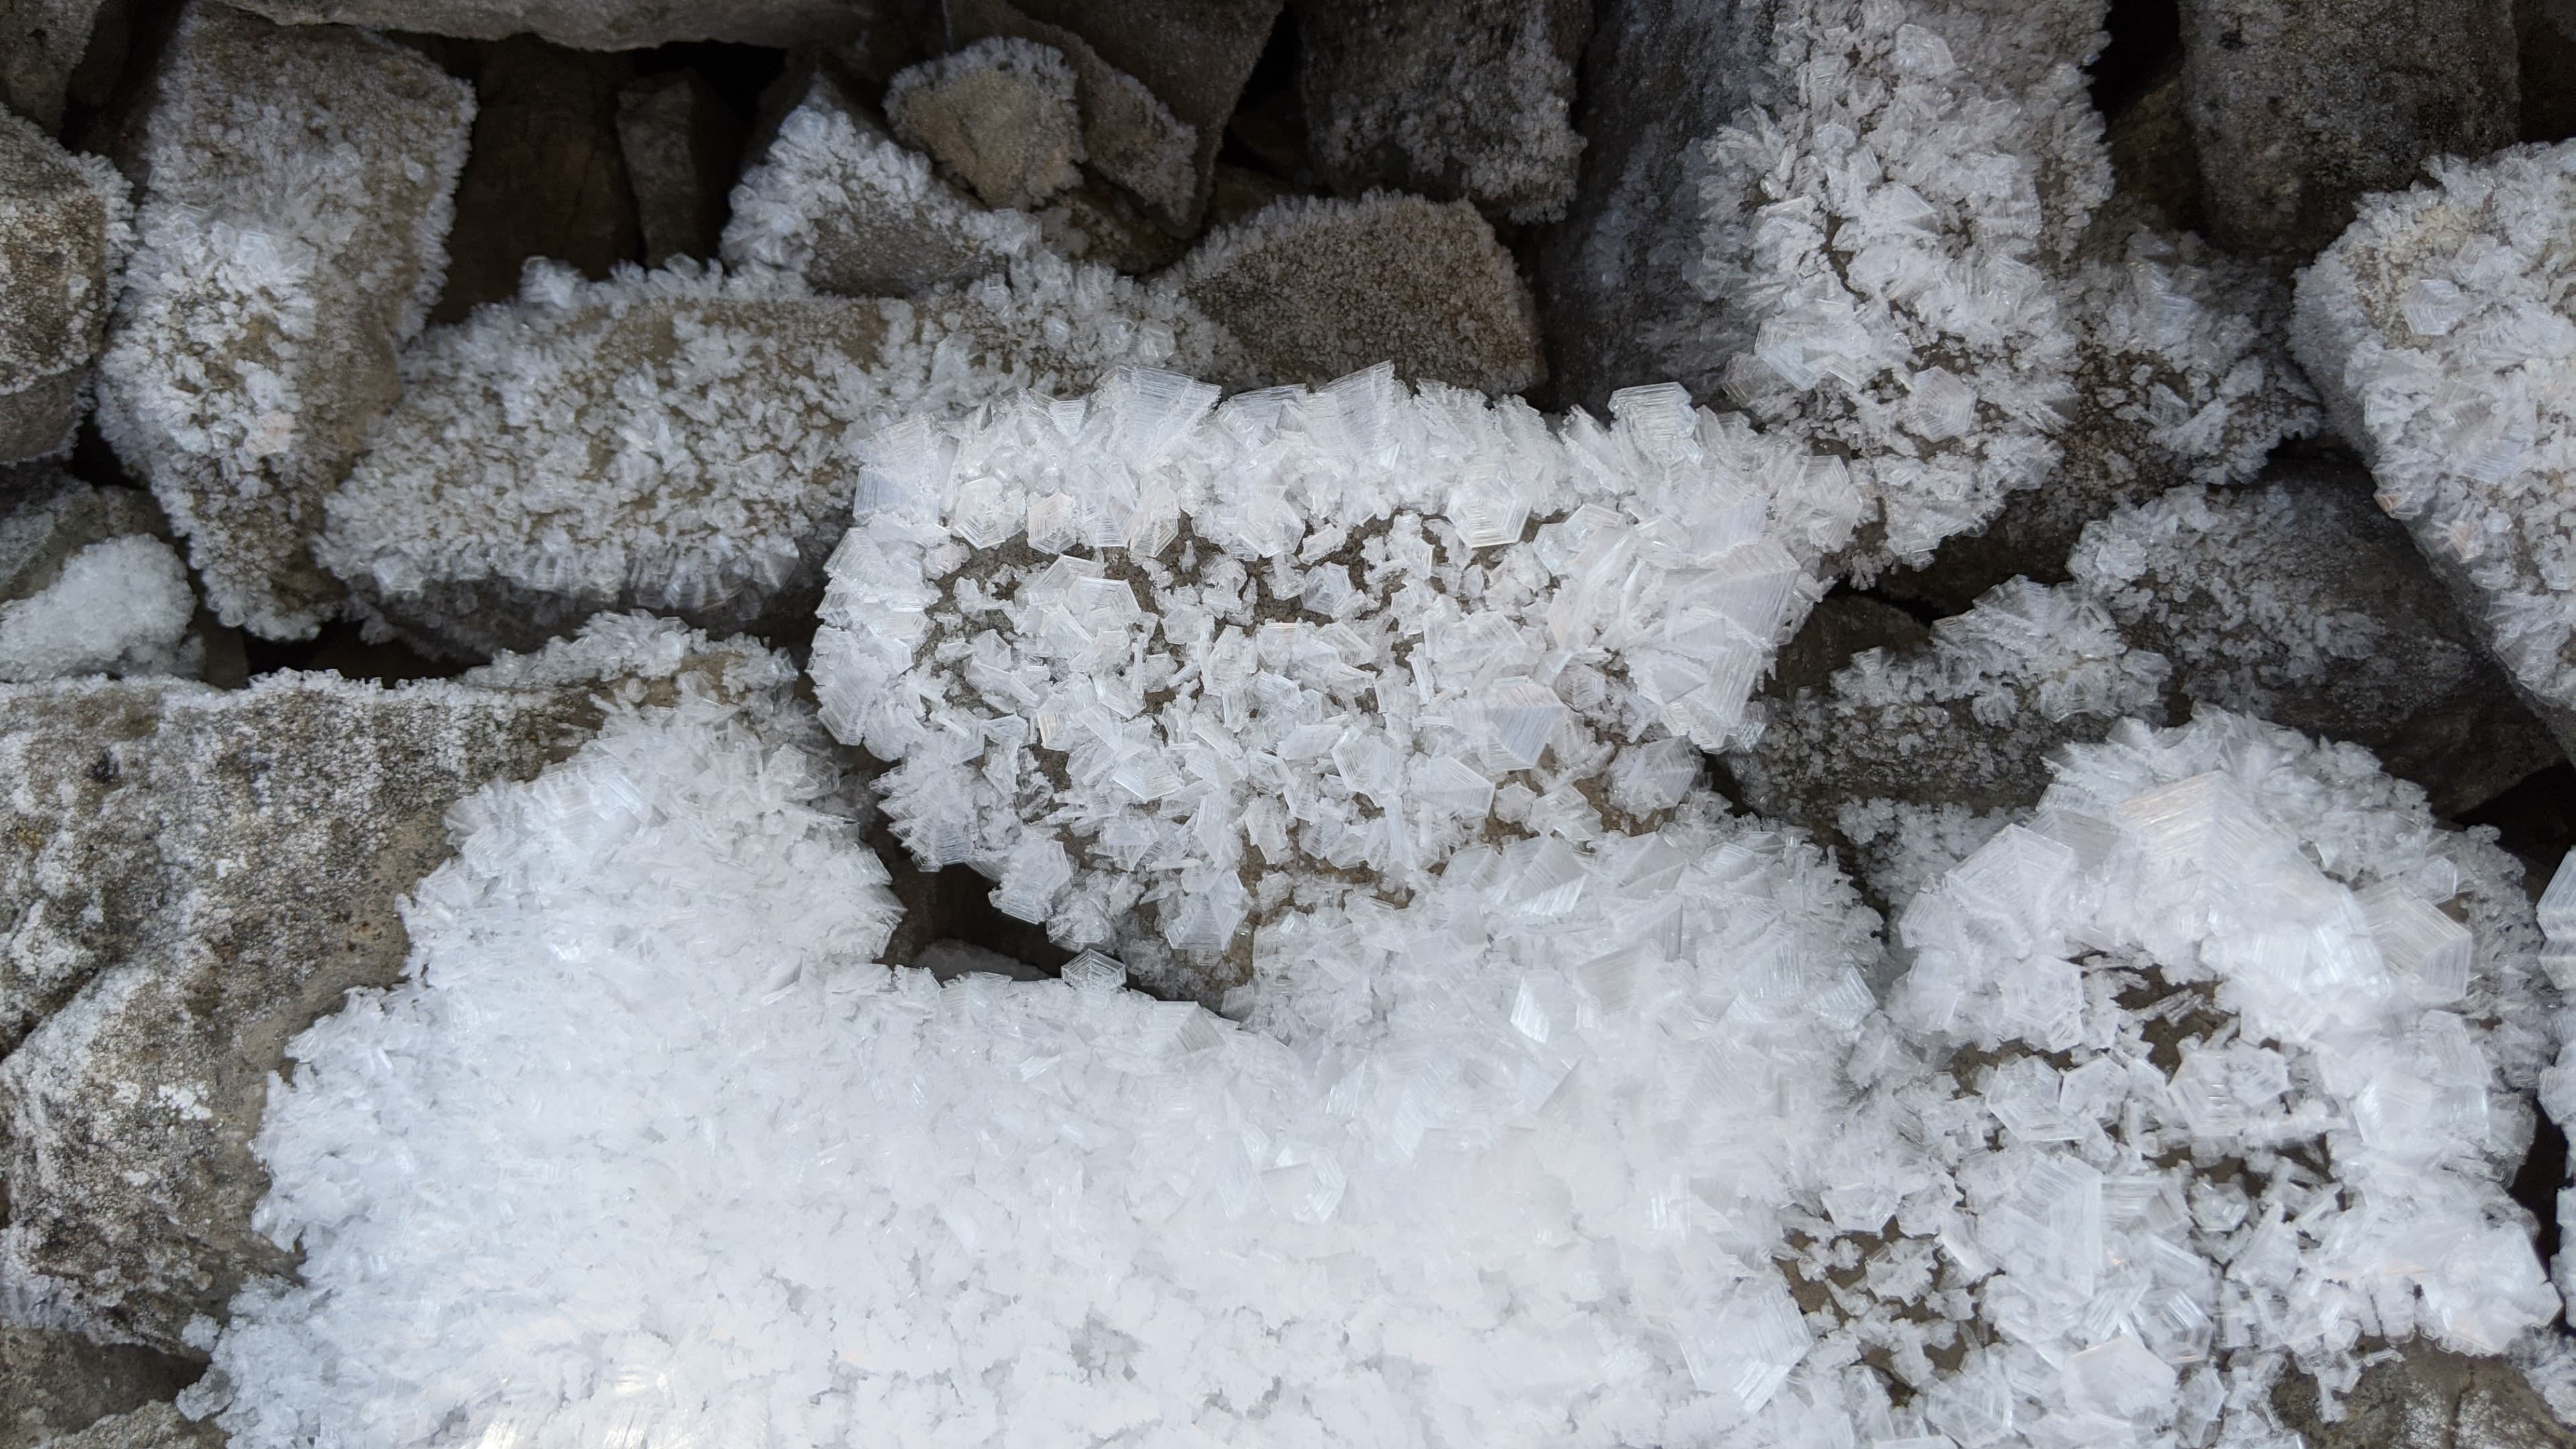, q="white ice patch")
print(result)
[0,534,198,680]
